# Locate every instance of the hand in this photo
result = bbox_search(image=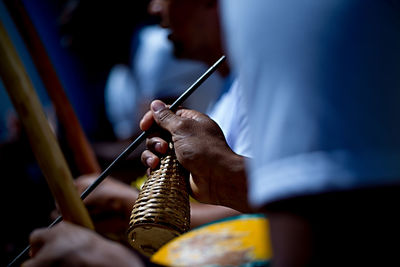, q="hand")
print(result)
[140,100,251,212]
[23,221,144,267]
[73,174,139,242]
